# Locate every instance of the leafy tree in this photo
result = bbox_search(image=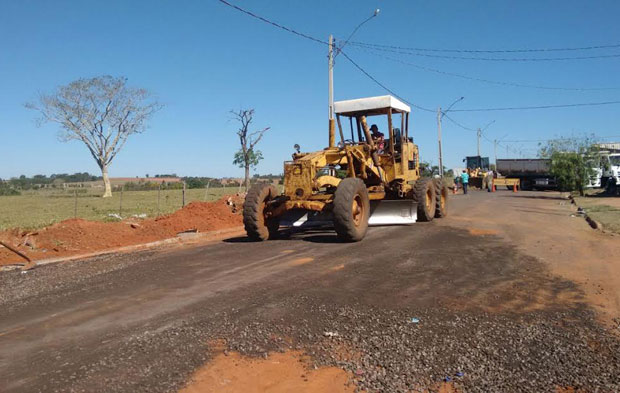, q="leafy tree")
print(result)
[549,152,591,195]
[420,161,450,177]
[538,135,600,196]
[26,76,162,197]
[231,109,270,191]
